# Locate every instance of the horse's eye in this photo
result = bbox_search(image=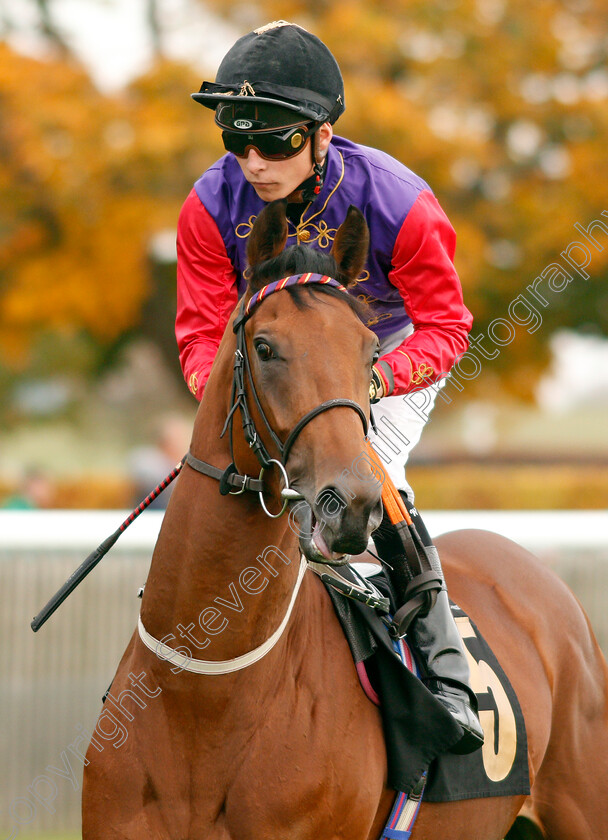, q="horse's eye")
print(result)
[255,341,274,361]
[371,349,380,366]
